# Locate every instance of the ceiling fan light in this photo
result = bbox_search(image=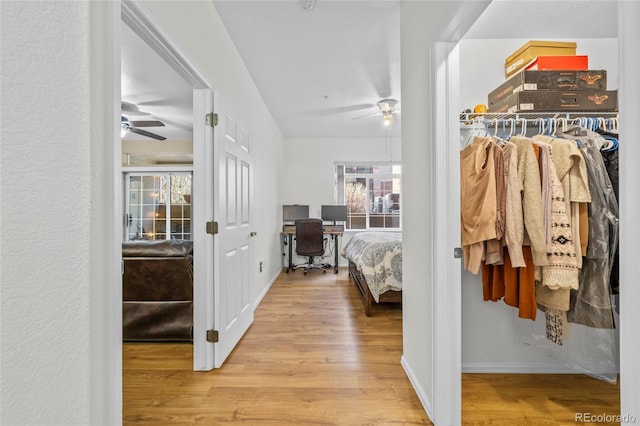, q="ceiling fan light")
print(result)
[120,125,129,138]
[299,0,318,11]
[383,113,393,126]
